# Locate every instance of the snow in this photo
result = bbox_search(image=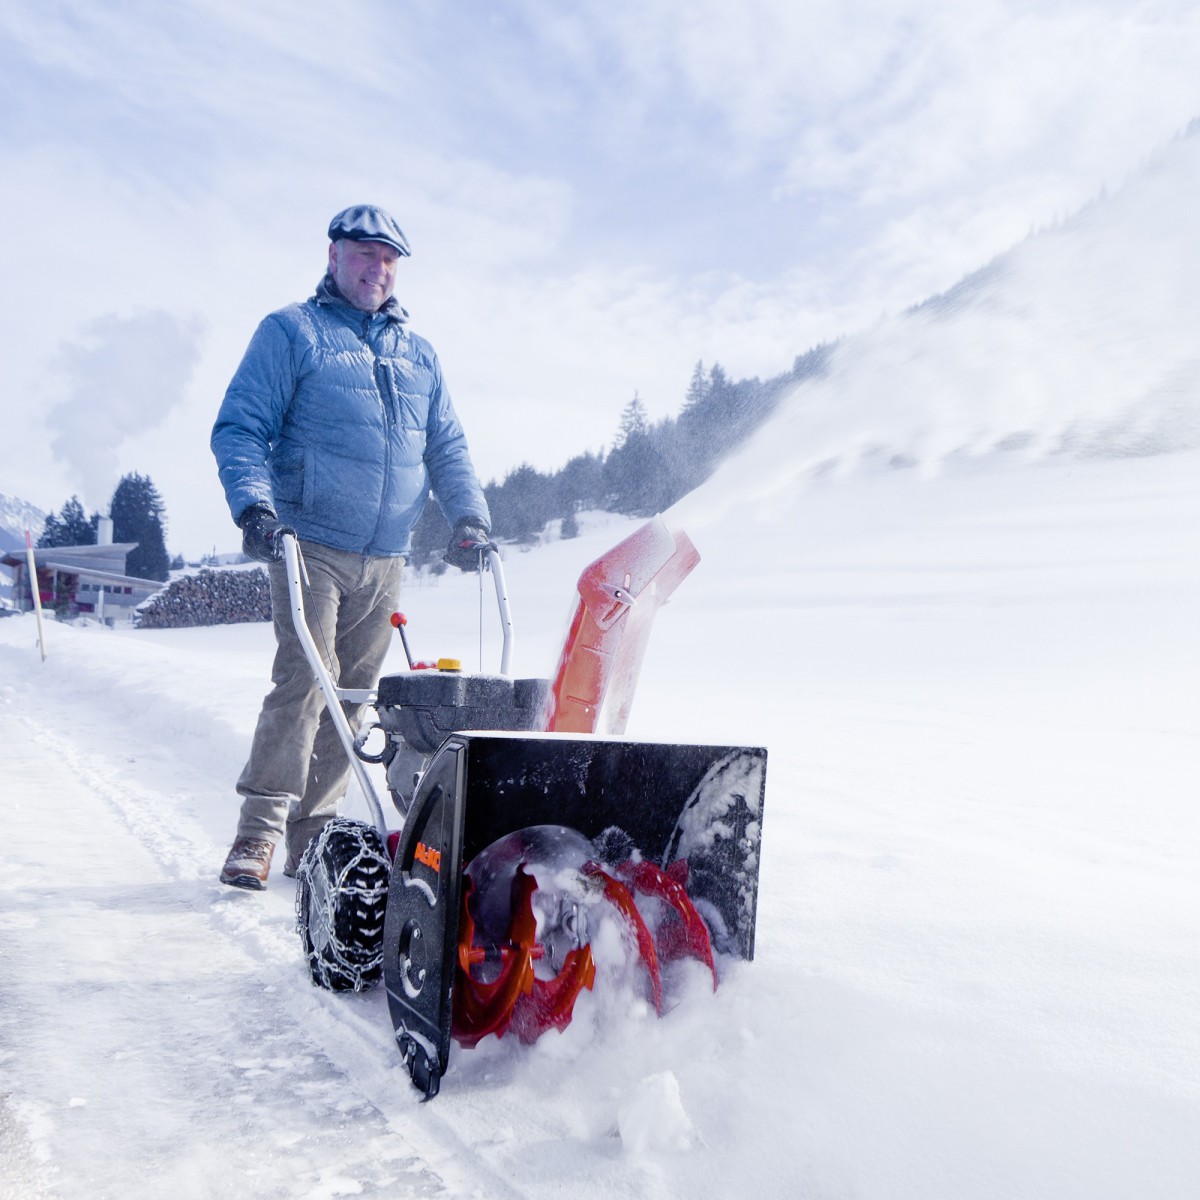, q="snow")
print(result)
[2,133,1199,1200]
[616,1072,699,1155]
[2,444,1195,1198]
